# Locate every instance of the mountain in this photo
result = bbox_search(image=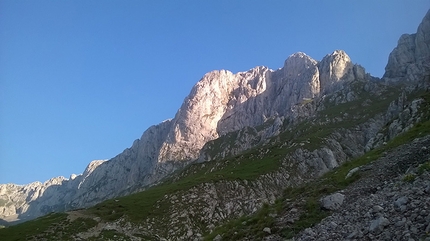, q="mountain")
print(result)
[0,50,369,222]
[0,8,429,241]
